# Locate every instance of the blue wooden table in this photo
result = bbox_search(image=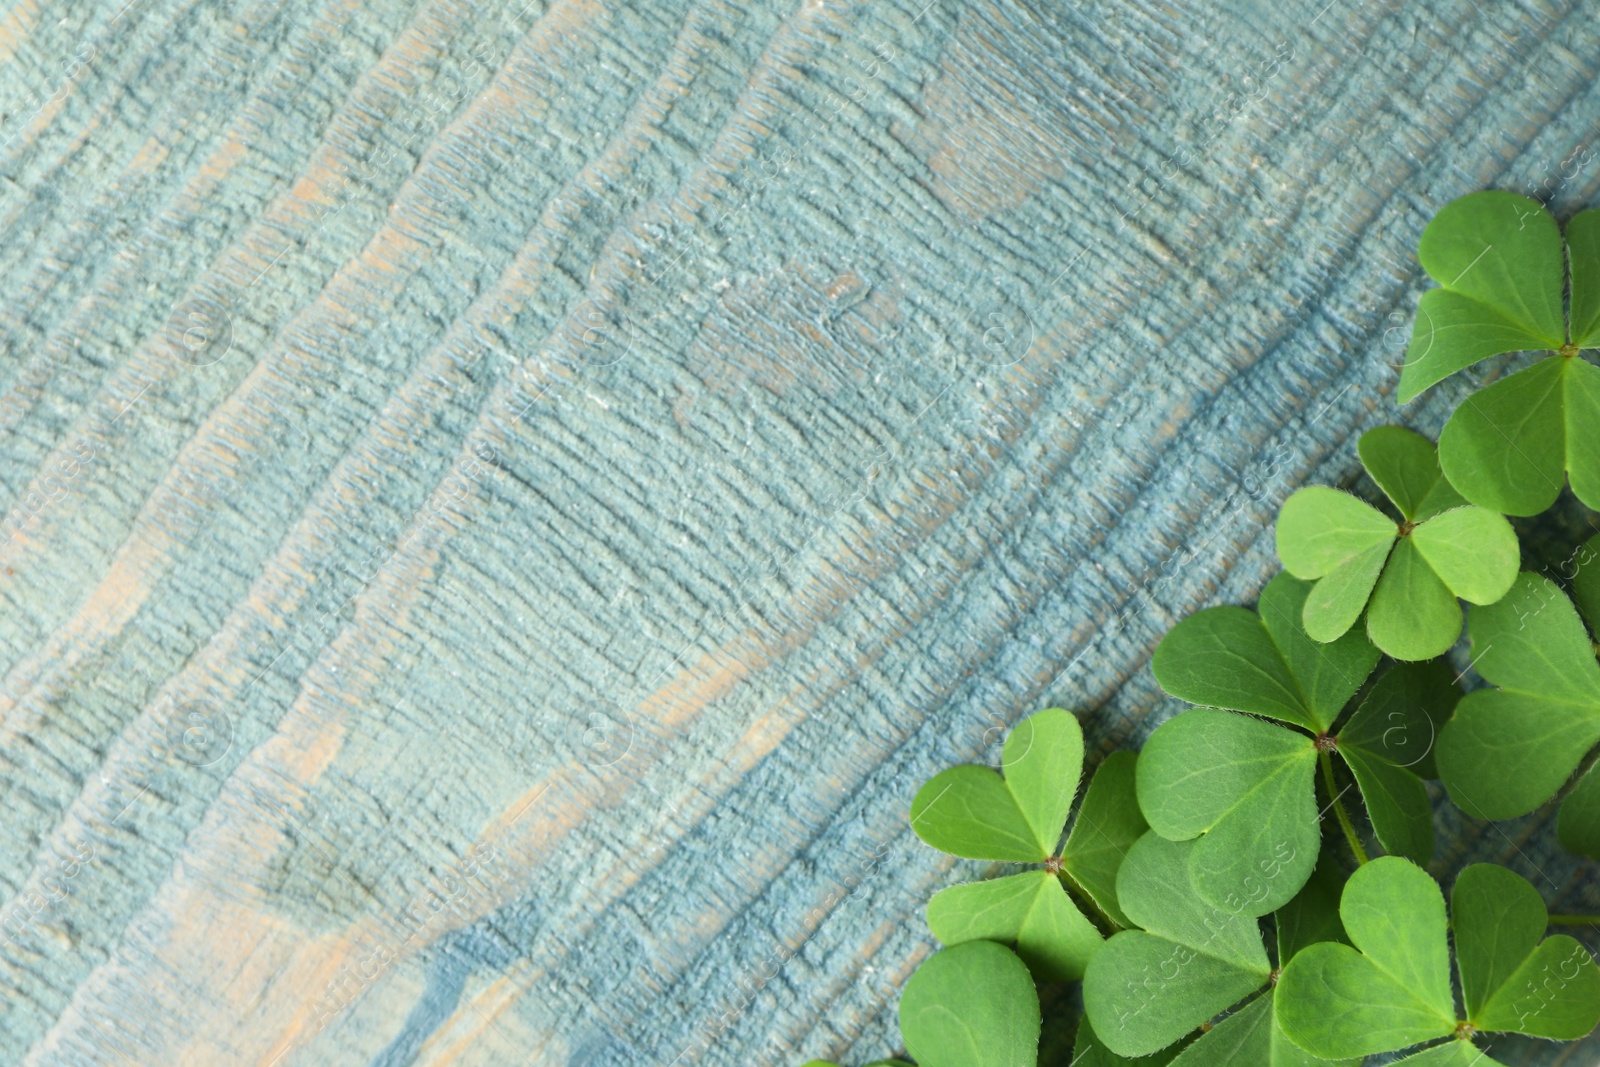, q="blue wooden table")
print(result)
[1,0,1598,1063]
